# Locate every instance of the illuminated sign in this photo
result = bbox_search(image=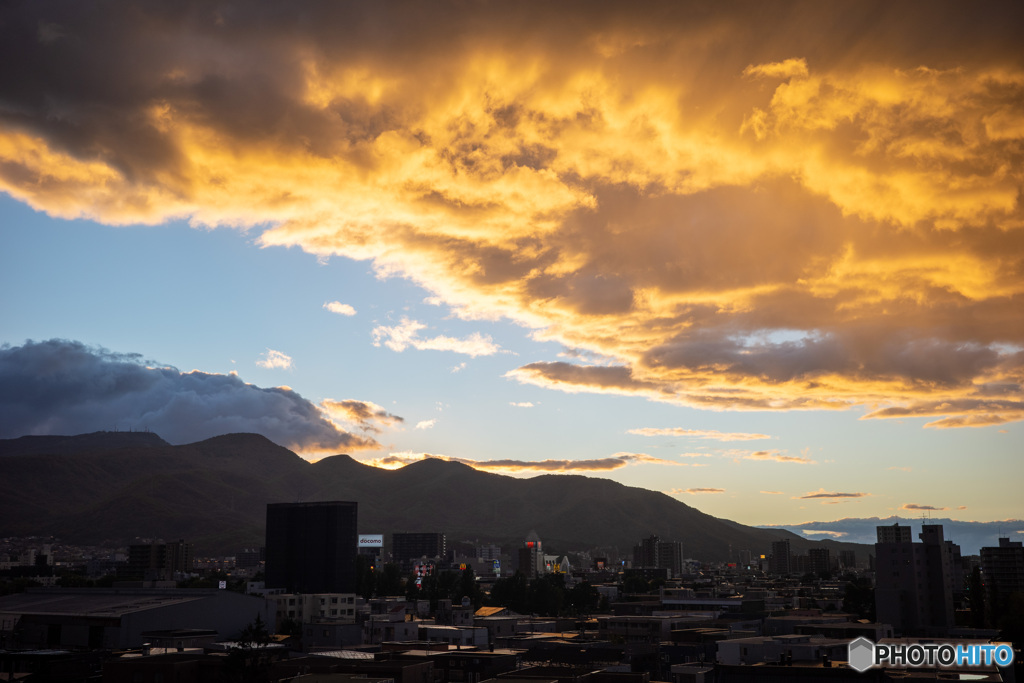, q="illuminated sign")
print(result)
[358,534,384,547]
